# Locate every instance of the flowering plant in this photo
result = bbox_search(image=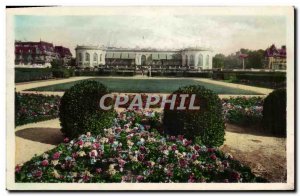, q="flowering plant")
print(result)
[222,97,263,126]
[15,93,60,126]
[15,109,266,183]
